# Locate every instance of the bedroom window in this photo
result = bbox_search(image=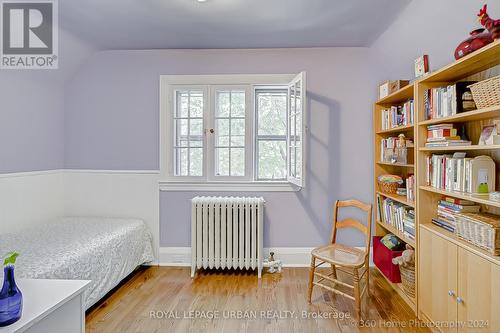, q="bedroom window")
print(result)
[160,74,306,191]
